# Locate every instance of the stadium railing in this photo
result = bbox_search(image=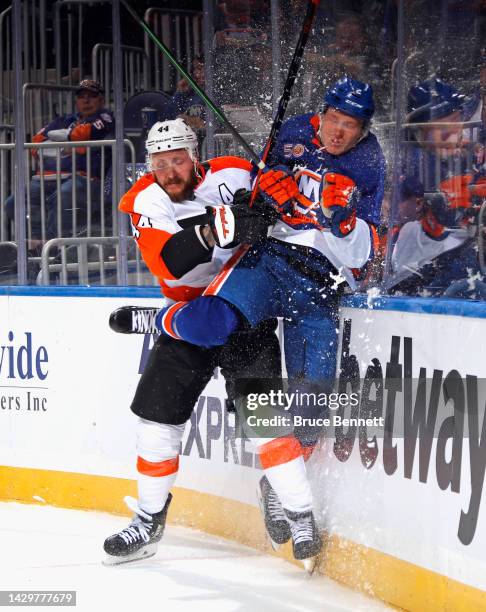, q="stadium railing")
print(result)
[144,7,203,92]
[0,139,136,281]
[53,0,111,87]
[23,83,78,140]
[38,235,155,286]
[0,1,50,126]
[92,43,149,107]
[0,126,14,242]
